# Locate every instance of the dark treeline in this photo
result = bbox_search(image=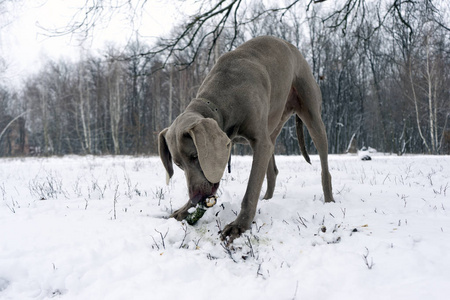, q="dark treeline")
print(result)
[1,2,449,156]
